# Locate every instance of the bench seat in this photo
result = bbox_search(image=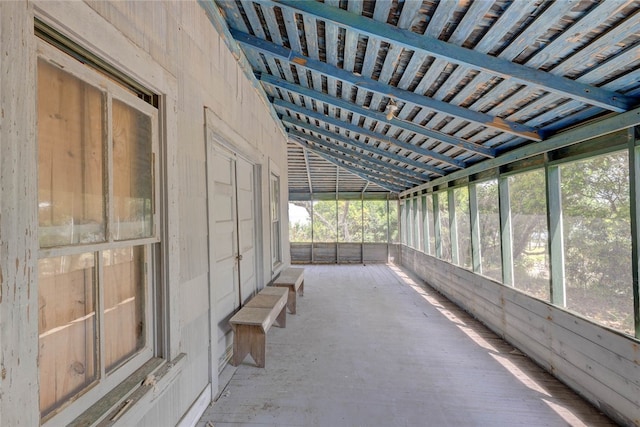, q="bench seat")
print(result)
[272,267,305,314]
[229,286,288,368]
